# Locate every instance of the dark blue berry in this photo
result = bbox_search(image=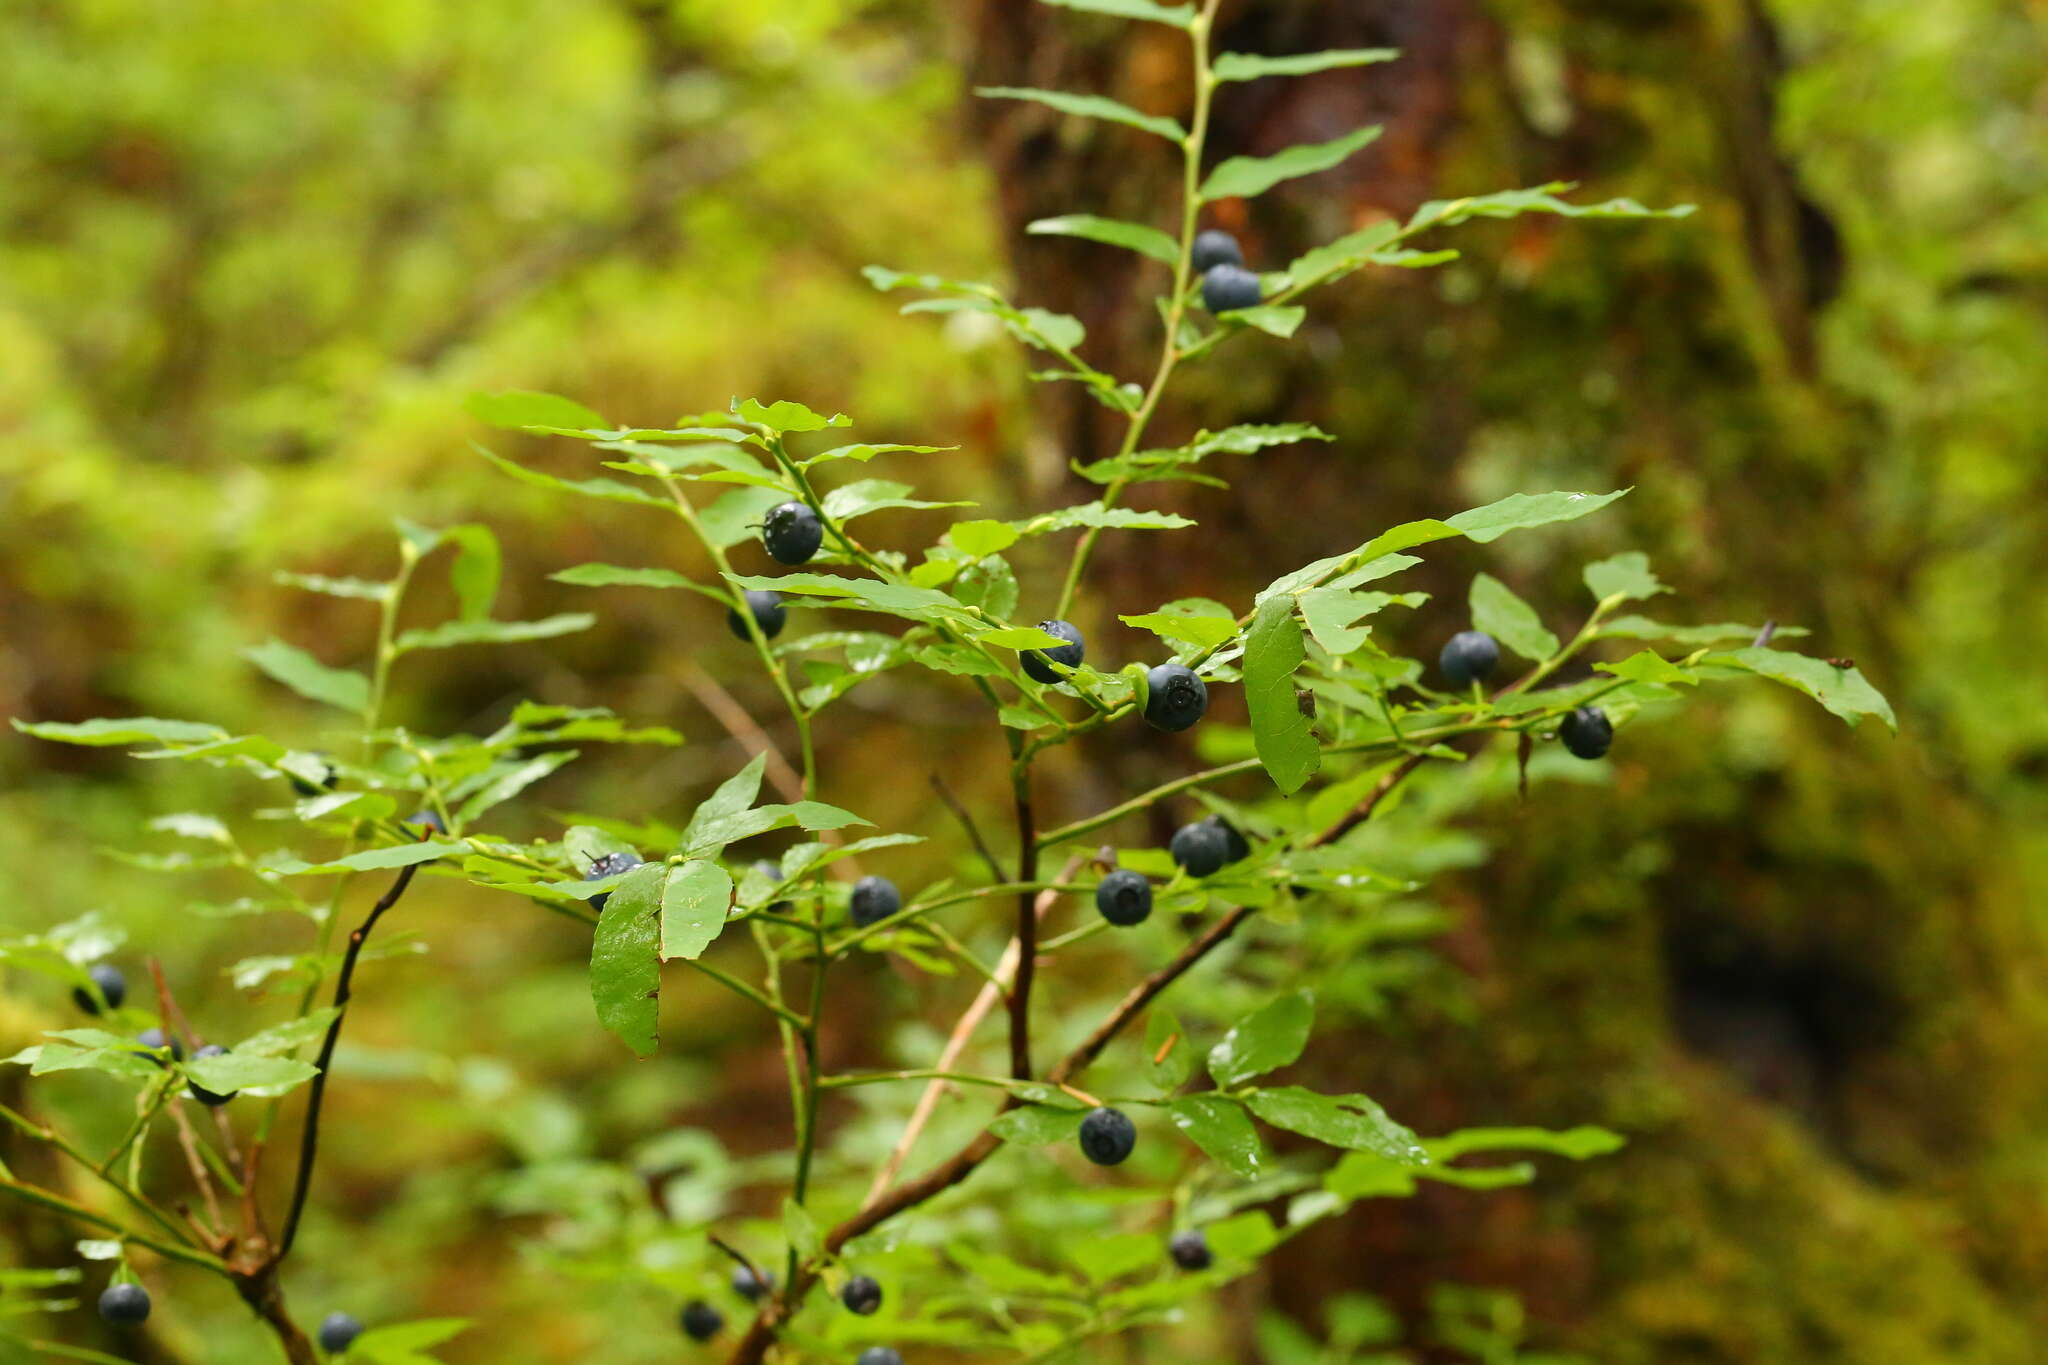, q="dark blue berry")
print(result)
[586,851,642,912]
[1439,630,1501,687]
[850,876,902,929]
[318,1311,363,1352]
[732,1264,775,1302]
[98,1283,151,1326]
[1078,1106,1137,1166]
[1169,821,1231,879]
[1204,815,1251,865]
[1201,264,1262,313]
[1142,663,1208,733]
[857,1349,905,1365]
[840,1275,882,1316]
[1559,706,1614,760]
[1190,229,1244,273]
[73,963,126,1015]
[186,1044,237,1107]
[728,590,788,642]
[1020,619,1086,685]
[763,502,825,565]
[135,1027,183,1066]
[680,1299,724,1342]
[1169,1228,1212,1271]
[1094,870,1152,927]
